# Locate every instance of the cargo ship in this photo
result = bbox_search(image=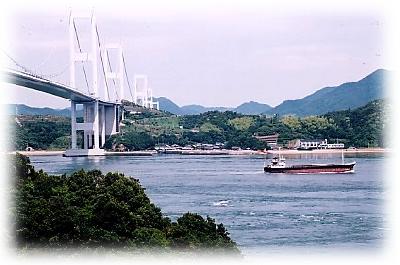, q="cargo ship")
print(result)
[264,152,355,174]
